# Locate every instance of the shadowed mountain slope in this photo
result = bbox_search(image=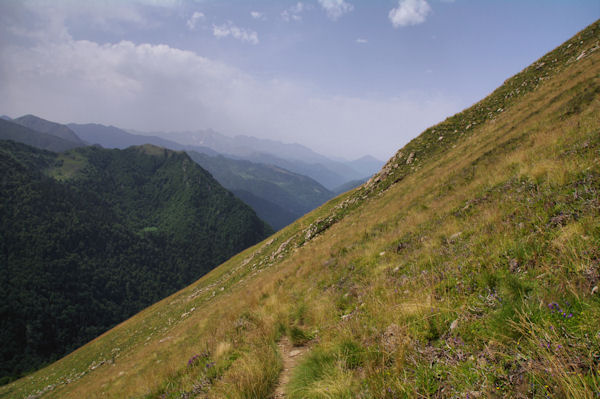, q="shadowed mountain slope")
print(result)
[0,142,271,384]
[13,115,84,146]
[0,119,82,152]
[2,20,599,399]
[188,152,334,230]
